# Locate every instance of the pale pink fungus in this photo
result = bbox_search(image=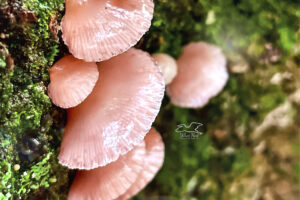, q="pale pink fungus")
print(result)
[48,55,99,108]
[117,128,165,200]
[68,141,146,200]
[62,0,154,62]
[58,48,165,169]
[167,42,228,108]
[68,128,165,200]
[152,53,178,85]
